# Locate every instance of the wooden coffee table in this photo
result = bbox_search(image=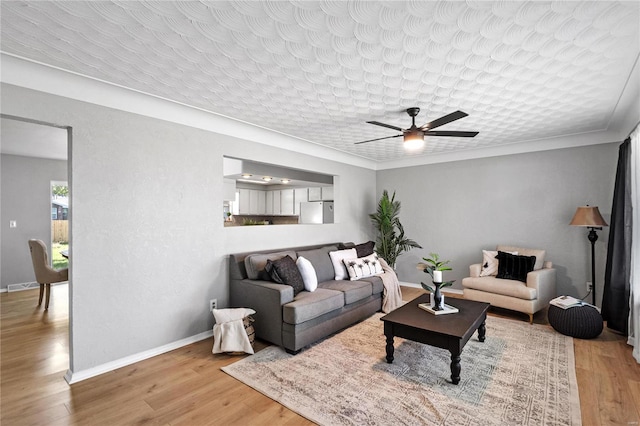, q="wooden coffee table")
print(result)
[381,294,490,385]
